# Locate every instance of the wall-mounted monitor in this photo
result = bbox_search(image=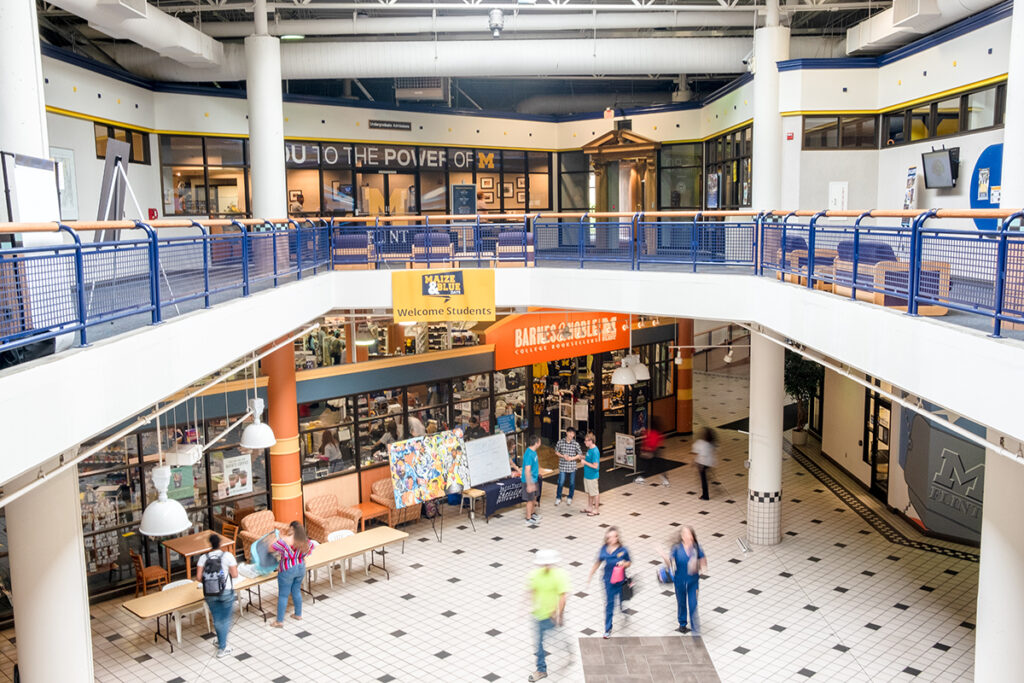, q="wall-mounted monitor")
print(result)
[921,148,958,189]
